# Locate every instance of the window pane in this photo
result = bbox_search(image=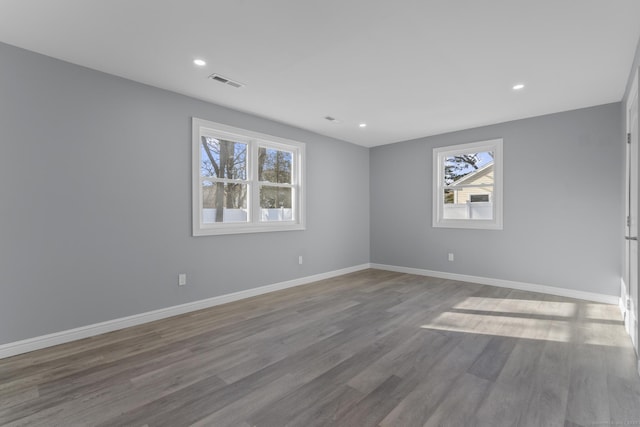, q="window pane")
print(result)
[202,181,248,223]
[258,147,292,183]
[444,151,493,185]
[443,188,493,220]
[200,136,247,180]
[444,189,455,204]
[260,186,293,222]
